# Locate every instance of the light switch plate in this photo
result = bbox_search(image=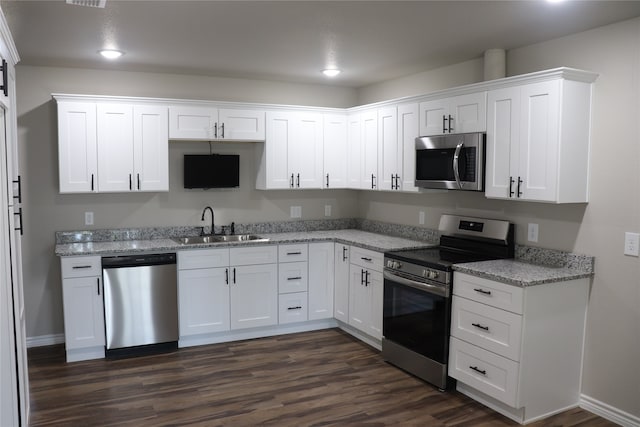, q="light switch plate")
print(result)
[624,232,639,256]
[290,206,302,218]
[324,205,332,217]
[527,223,539,242]
[419,211,425,225]
[84,211,94,226]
